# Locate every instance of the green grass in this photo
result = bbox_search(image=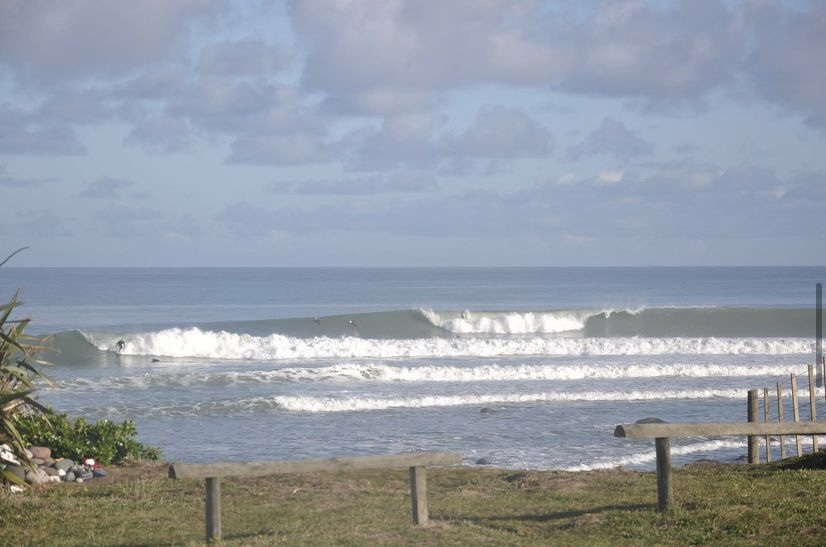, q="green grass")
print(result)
[3,458,826,546]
